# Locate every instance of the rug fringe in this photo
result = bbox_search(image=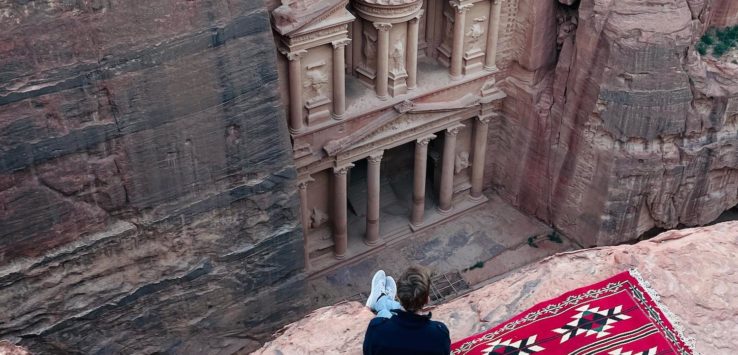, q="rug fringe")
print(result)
[627,268,699,354]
